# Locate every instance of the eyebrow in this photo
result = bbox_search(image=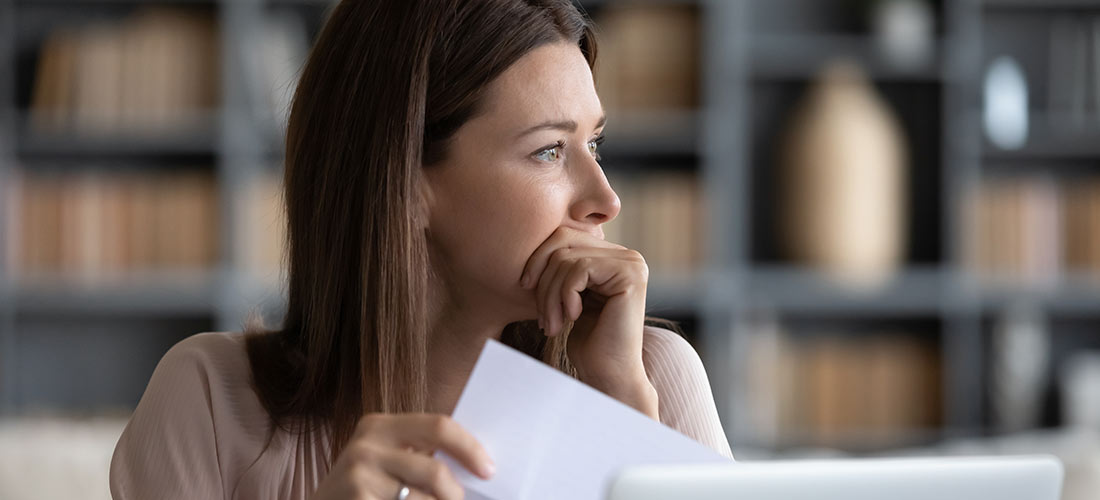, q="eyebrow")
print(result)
[514,114,607,140]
